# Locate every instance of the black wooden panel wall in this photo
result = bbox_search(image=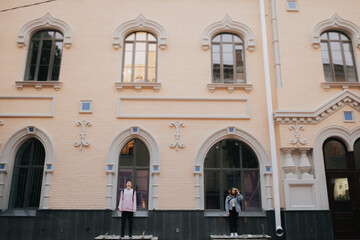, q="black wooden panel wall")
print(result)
[0,210,333,240]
